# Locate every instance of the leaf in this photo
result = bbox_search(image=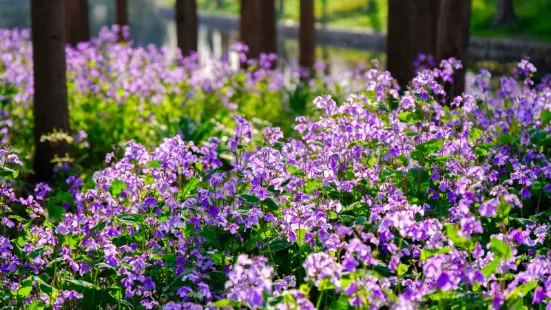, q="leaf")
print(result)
[89,220,107,235]
[199,227,221,250]
[482,258,501,277]
[238,194,259,204]
[116,214,142,225]
[397,112,419,123]
[406,167,430,184]
[411,139,444,161]
[329,294,351,310]
[147,160,162,169]
[65,278,95,289]
[490,238,513,259]
[397,263,409,277]
[264,238,293,252]
[374,265,393,277]
[46,201,66,223]
[34,276,56,295]
[296,228,307,247]
[445,224,472,250]
[16,278,33,298]
[497,133,514,145]
[211,299,231,308]
[109,180,126,198]
[98,263,116,270]
[263,198,279,212]
[120,300,134,309]
[541,109,551,125]
[506,281,538,300]
[420,247,453,261]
